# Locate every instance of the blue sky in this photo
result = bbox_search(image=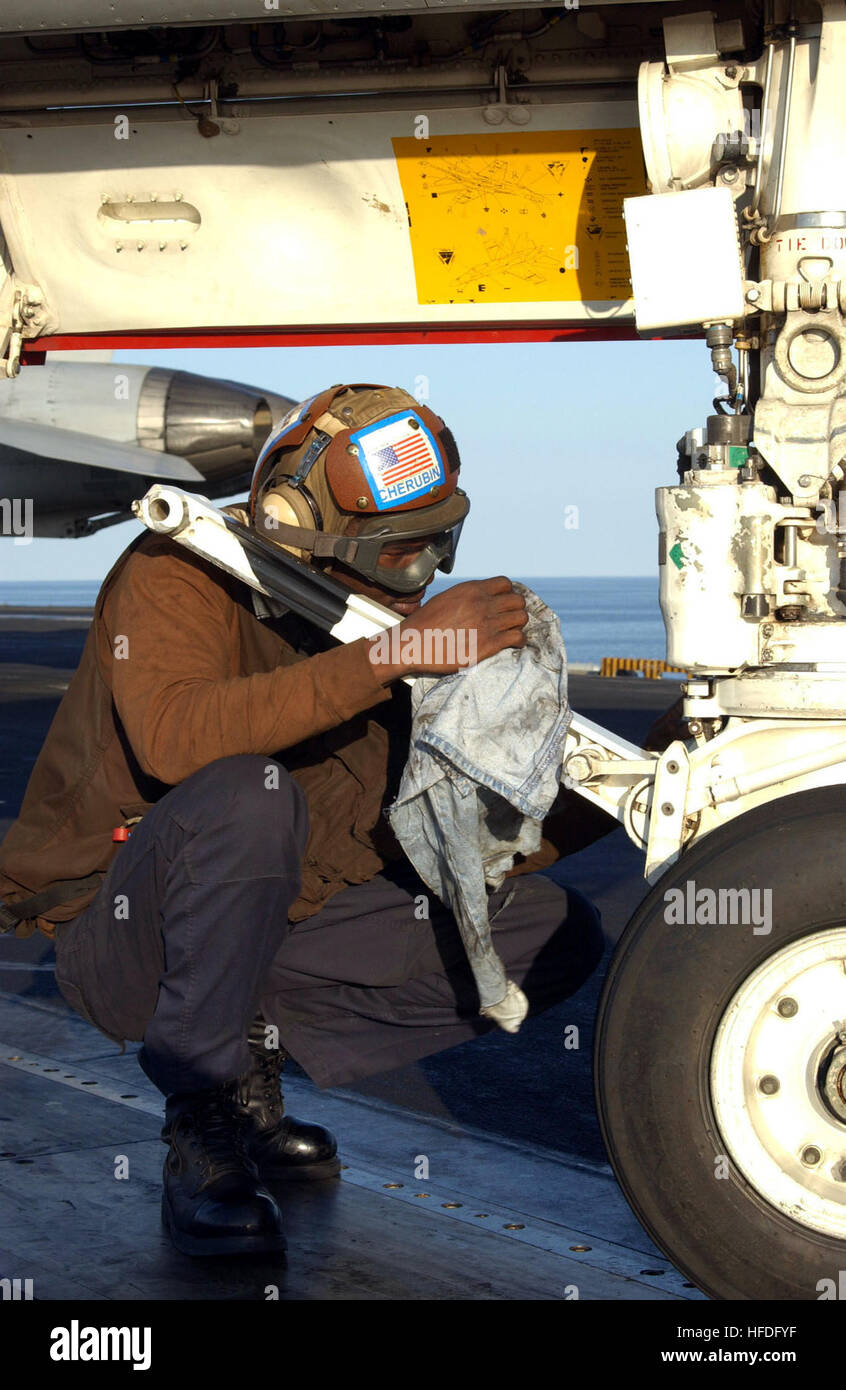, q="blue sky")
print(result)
[4,338,713,580]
